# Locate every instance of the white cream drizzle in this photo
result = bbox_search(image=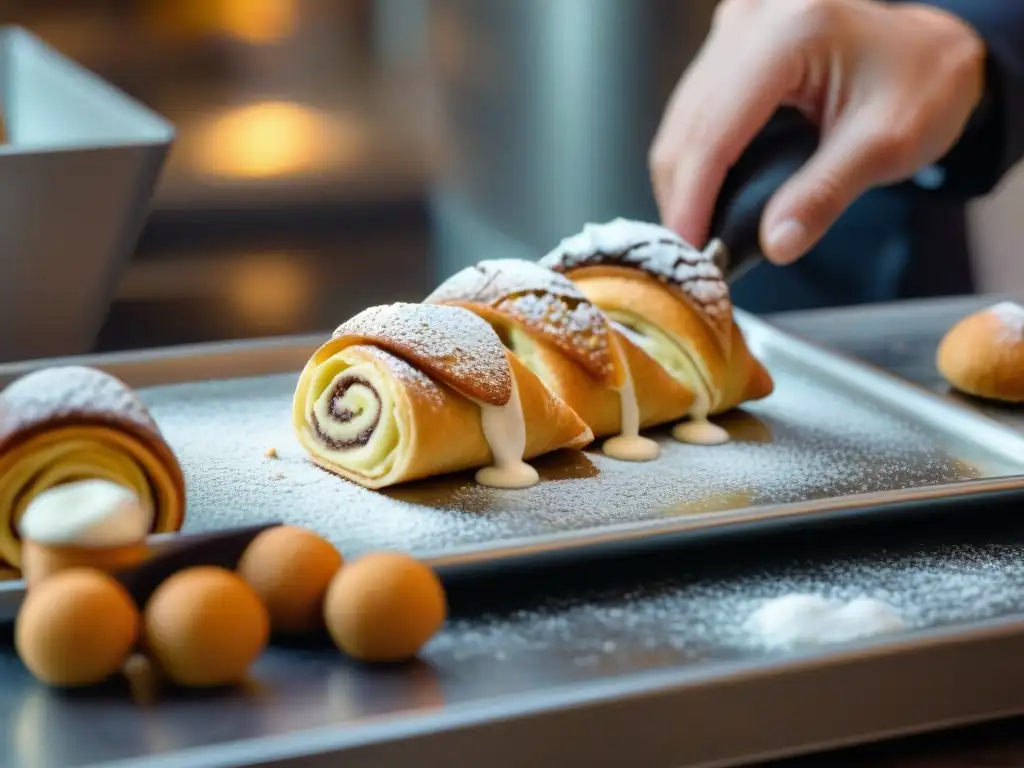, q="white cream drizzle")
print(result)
[602,363,660,462]
[671,385,731,446]
[474,372,540,489]
[672,419,730,446]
